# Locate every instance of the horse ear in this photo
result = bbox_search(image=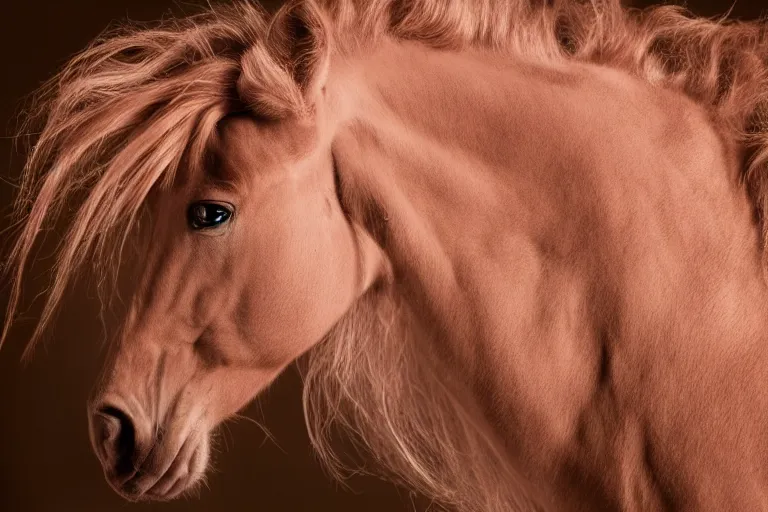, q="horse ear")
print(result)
[266,0,331,105]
